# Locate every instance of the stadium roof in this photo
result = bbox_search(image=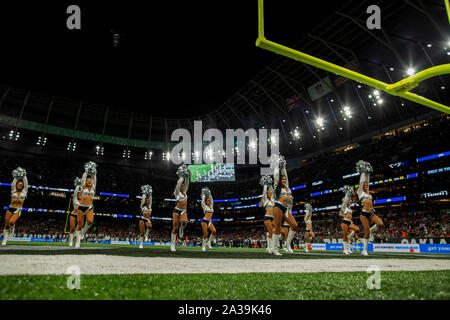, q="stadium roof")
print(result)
[0,0,448,159]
